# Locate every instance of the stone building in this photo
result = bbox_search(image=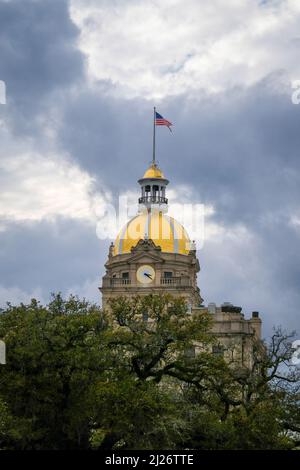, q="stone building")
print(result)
[100,162,262,366]
[193,303,262,368]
